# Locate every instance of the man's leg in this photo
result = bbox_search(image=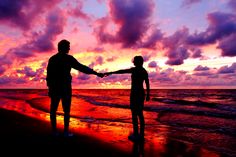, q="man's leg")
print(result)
[50,96,60,135]
[62,95,72,135]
